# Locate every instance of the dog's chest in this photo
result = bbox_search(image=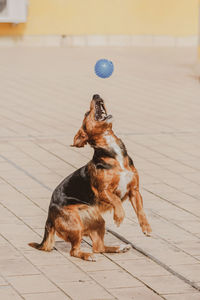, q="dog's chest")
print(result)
[118,169,133,198]
[105,135,133,198]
